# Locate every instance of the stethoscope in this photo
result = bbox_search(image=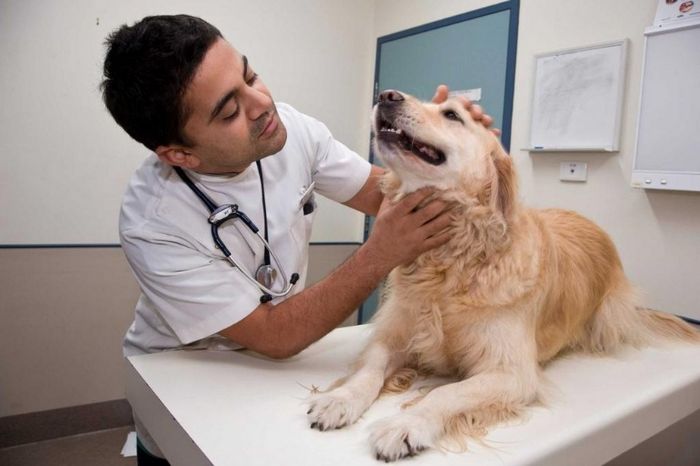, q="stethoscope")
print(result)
[174,162,299,303]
